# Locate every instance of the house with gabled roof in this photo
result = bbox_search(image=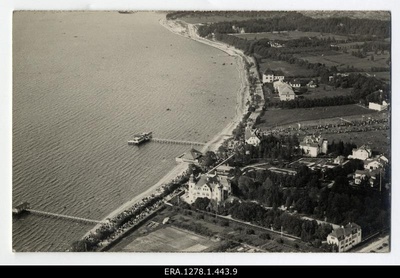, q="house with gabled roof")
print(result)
[245,126,261,147]
[185,173,232,204]
[262,68,285,84]
[327,223,362,252]
[299,135,328,157]
[348,145,372,161]
[175,148,203,164]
